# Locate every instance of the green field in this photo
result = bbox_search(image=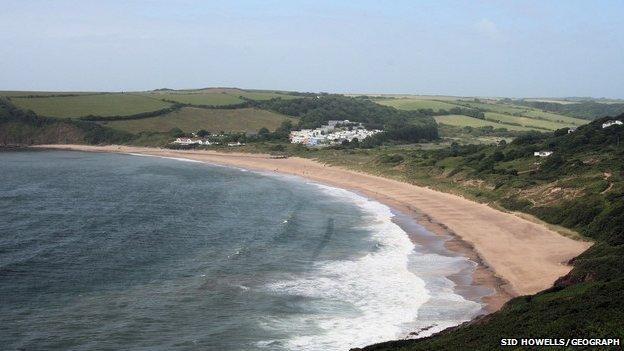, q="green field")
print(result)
[521,110,587,125]
[102,107,295,133]
[144,92,245,106]
[434,115,536,131]
[483,112,574,130]
[10,93,172,118]
[236,91,298,100]
[385,97,589,131]
[375,98,461,111]
[0,91,102,97]
[143,89,297,106]
[457,101,529,115]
